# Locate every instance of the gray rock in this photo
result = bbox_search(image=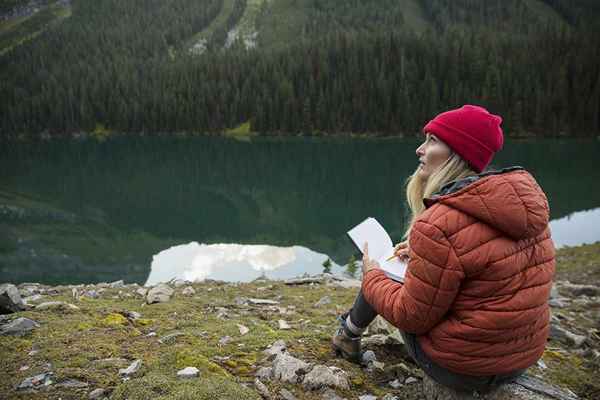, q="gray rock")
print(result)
[83,290,100,299]
[389,379,403,389]
[422,374,579,400]
[16,372,53,390]
[0,317,39,336]
[549,298,568,308]
[146,283,174,304]
[248,298,280,305]
[303,365,350,390]
[219,335,232,346]
[254,378,271,399]
[549,324,586,347]
[89,388,106,399]
[362,350,377,365]
[122,310,141,321]
[118,359,142,378]
[35,301,80,311]
[405,377,418,384]
[321,388,347,400]
[135,288,148,297]
[278,320,291,330]
[172,279,189,288]
[362,334,403,348]
[358,395,377,400]
[280,388,298,400]
[382,395,399,400]
[0,283,26,313]
[559,283,600,297]
[271,352,310,383]
[22,294,43,304]
[550,283,559,299]
[364,316,395,336]
[181,286,196,296]
[256,366,273,381]
[284,277,323,285]
[263,340,287,356]
[314,296,332,307]
[177,366,200,379]
[109,280,125,288]
[159,331,184,344]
